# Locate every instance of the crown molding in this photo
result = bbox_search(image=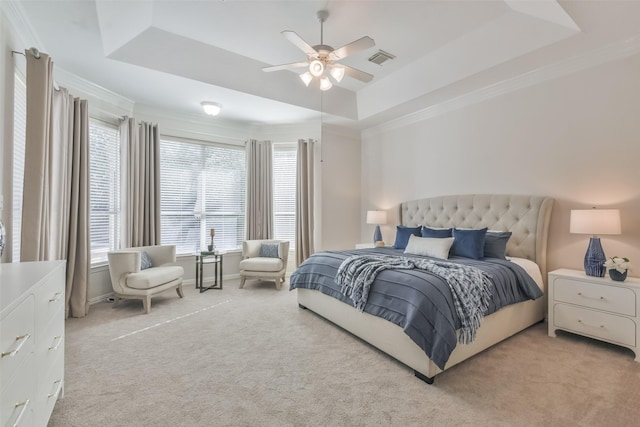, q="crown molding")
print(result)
[362,35,640,139]
[0,1,44,51]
